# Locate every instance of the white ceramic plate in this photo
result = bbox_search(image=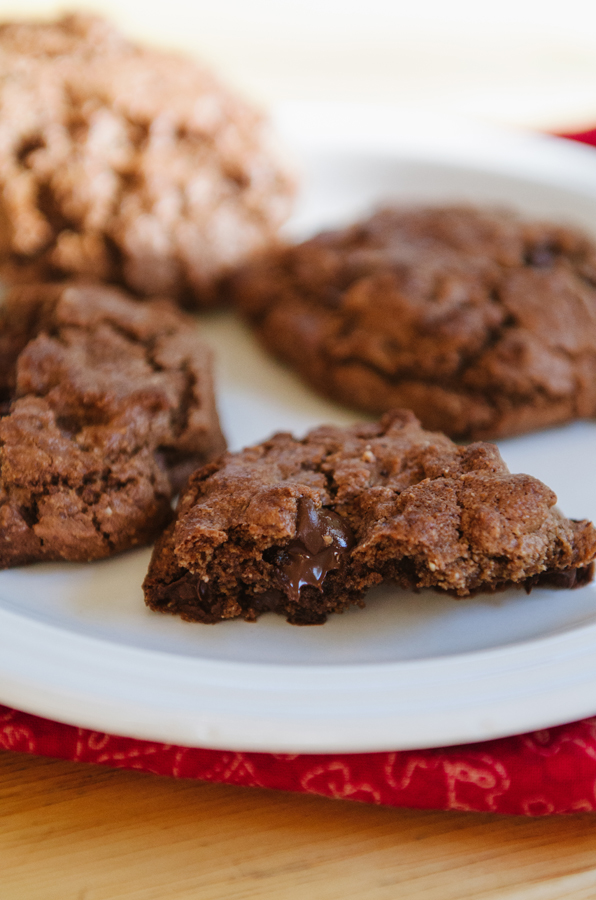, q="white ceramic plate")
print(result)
[1,103,596,753]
